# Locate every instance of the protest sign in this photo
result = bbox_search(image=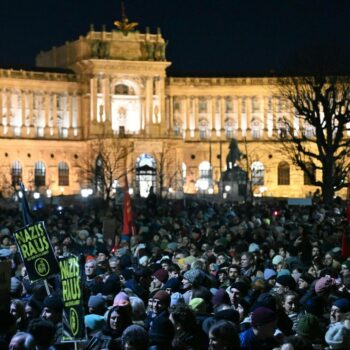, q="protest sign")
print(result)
[13,221,59,283]
[59,255,85,342]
